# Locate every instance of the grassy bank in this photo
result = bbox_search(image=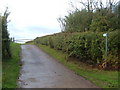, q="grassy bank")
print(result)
[2,42,21,88]
[35,44,119,88]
